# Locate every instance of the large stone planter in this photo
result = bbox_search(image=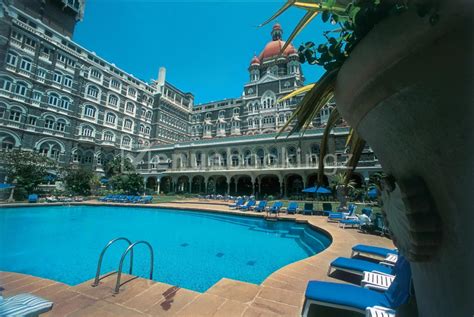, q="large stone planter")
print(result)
[335,1,473,316]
